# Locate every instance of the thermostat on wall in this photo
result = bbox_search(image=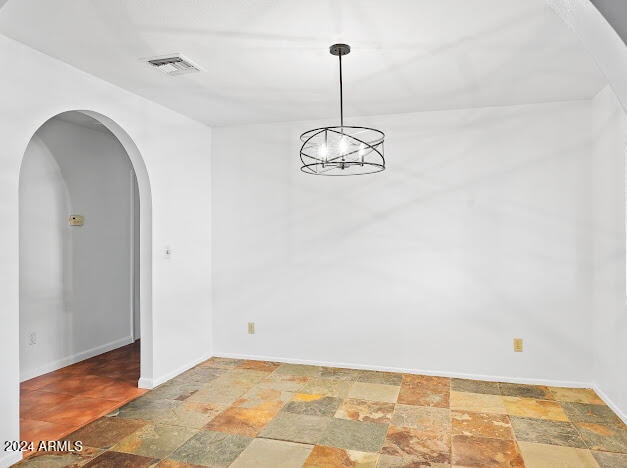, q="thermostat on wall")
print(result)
[69,215,84,226]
